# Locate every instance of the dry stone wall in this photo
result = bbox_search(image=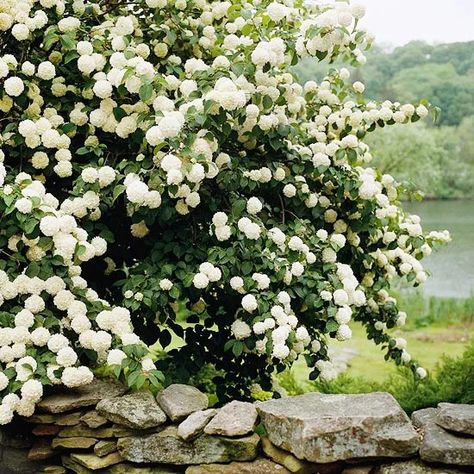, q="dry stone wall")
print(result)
[0,381,473,474]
